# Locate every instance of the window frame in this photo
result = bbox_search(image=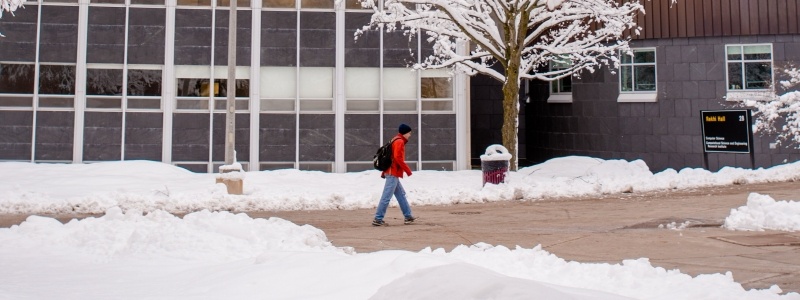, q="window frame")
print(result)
[617,47,658,103]
[547,59,573,103]
[724,43,776,102]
